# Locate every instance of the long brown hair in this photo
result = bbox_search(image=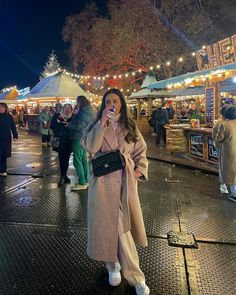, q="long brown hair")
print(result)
[77,95,91,109]
[89,88,139,143]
